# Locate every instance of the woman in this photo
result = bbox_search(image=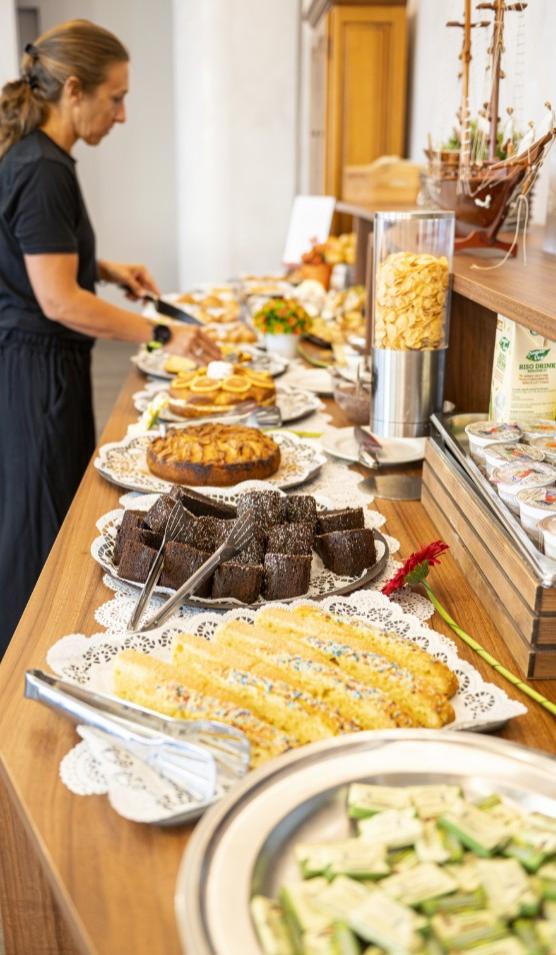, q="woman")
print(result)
[0,19,219,655]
